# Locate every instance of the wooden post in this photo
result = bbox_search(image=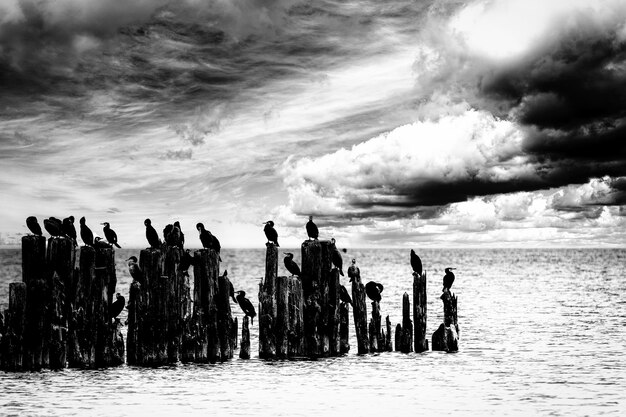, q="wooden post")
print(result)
[126,281,142,365]
[351,278,369,354]
[339,302,349,354]
[163,246,183,363]
[394,324,402,352]
[368,319,377,352]
[369,301,383,352]
[385,316,392,351]
[259,243,278,359]
[413,271,428,352]
[275,275,290,359]
[95,247,116,308]
[432,289,459,352]
[287,277,305,358]
[1,283,27,370]
[217,271,235,361]
[401,292,413,353]
[327,268,341,356]
[193,249,220,363]
[22,235,47,370]
[240,316,250,359]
